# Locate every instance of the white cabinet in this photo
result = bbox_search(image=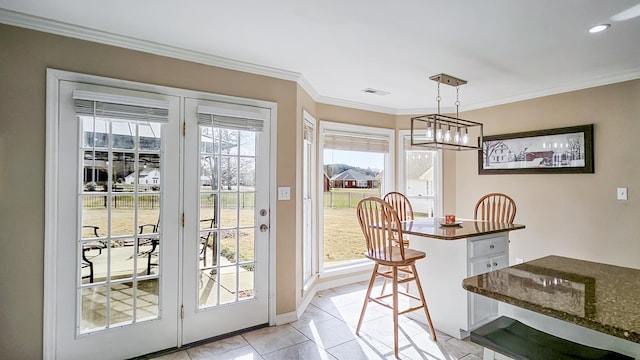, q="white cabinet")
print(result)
[407,232,510,339]
[468,237,509,329]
